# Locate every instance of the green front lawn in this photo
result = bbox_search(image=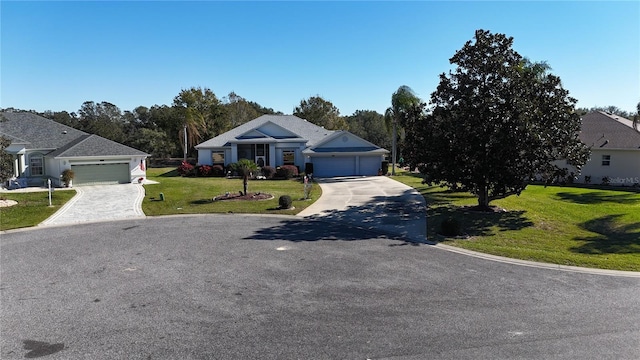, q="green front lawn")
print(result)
[142,168,320,216]
[0,190,77,231]
[392,172,640,271]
